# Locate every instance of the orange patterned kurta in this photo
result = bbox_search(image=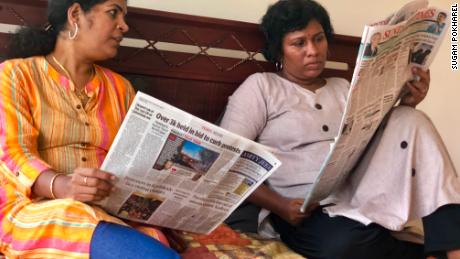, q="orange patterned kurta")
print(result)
[0,56,167,258]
